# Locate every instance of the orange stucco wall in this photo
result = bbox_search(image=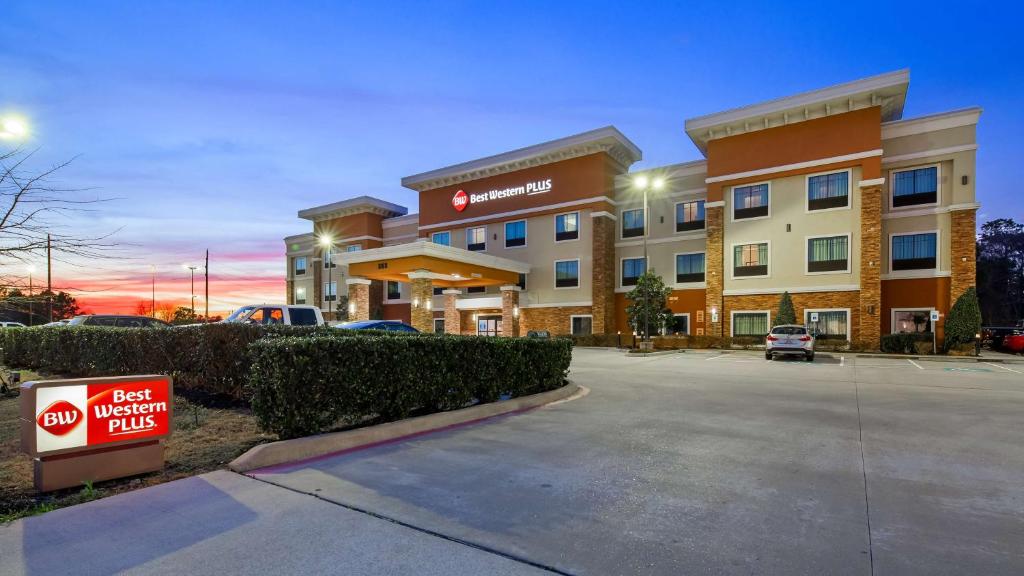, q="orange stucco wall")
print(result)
[881,277,951,340]
[615,288,707,334]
